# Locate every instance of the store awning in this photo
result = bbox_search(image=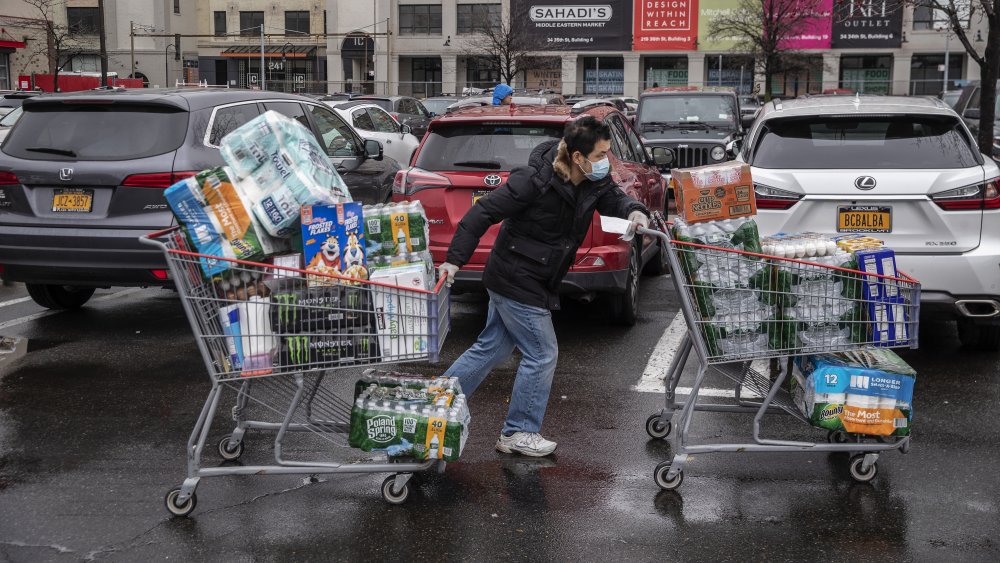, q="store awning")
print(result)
[221,45,316,59]
[0,40,26,53]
